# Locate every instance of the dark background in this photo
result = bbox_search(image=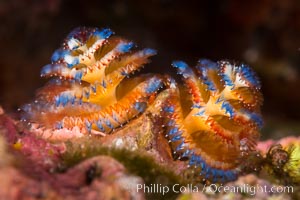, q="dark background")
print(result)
[1,0,300,138]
